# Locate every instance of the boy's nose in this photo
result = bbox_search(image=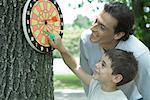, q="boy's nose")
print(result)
[96,62,100,68]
